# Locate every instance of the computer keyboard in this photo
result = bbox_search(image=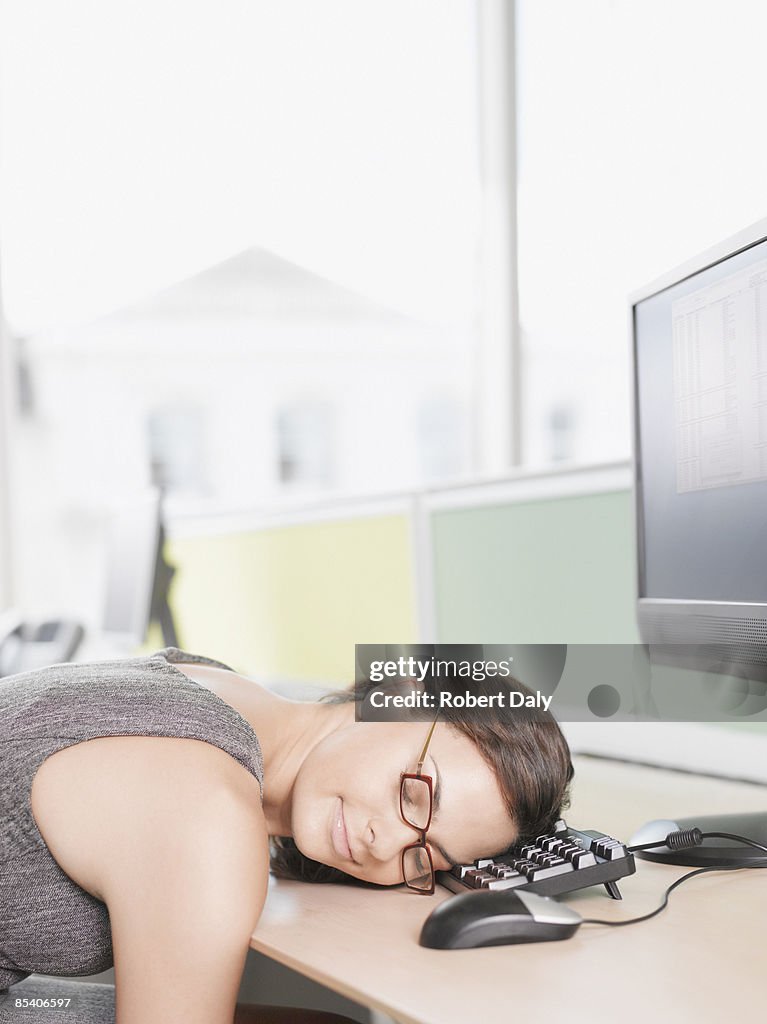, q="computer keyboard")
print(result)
[437,818,636,900]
